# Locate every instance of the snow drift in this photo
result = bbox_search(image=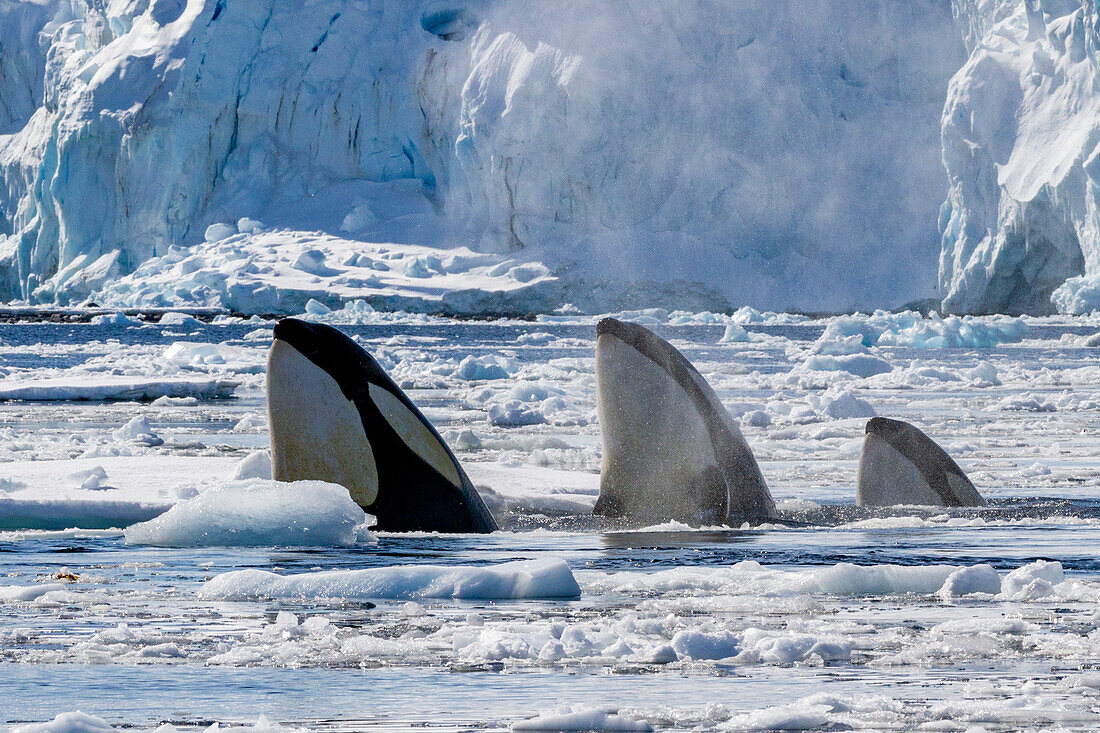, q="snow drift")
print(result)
[0,0,965,314]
